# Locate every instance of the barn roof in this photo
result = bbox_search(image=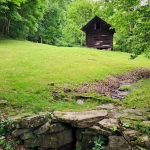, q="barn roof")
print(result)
[81,15,115,33]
